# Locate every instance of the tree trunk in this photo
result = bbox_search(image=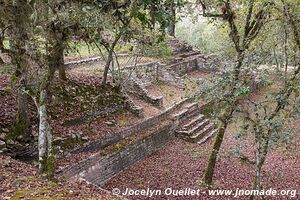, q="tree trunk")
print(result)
[102,50,113,85]
[203,121,228,185]
[250,139,268,200]
[273,49,280,72]
[15,82,31,141]
[0,35,6,64]
[57,39,66,80]
[102,33,122,85]
[167,0,176,36]
[37,90,54,176]
[8,0,32,140]
[203,51,244,186]
[48,21,67,81]
[284,22,288,82]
